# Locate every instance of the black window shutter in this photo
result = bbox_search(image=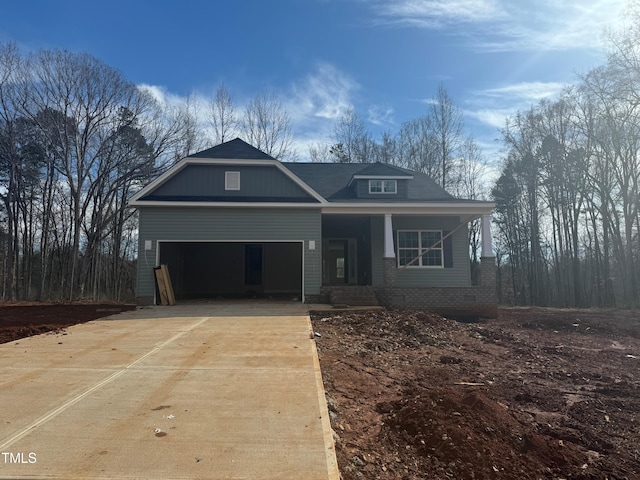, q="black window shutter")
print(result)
[392,229,397,264]
[443,231,453,268]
